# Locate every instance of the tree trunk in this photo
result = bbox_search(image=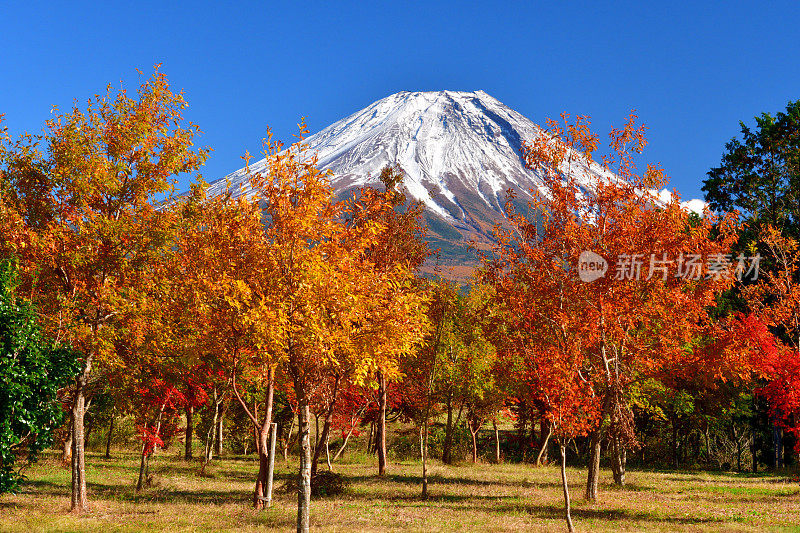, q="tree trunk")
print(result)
[611,435,626,486]
[560,444,575,533]
[137,399,167,492]
[104,415,114,459]
[312,374,340,477]
[470,427,478,463]
[62,415,73,466]
[367,420,375,455]
[136,441,148,492]
[70,360,91,513]
[332,424,356,463]
[442,394,454,464]
[325,432,332,471]
[493,420,501,464]
[253,399,259,454]
[419,426,424,461]
[202,421,216,470]
[585,428,601,501]
[283,414,295,462]
[215,398,228,457]
[316,413,319,456]
[265,422,277,507]
[672,416,679,469]
[295,376,311,533]
[377,370,388,476]
[536,423,552,466]
[253,368,275,510]
[468,417,481,463]
[422,417,429,499]
[201,389,220,474]
[185,405,194,460]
